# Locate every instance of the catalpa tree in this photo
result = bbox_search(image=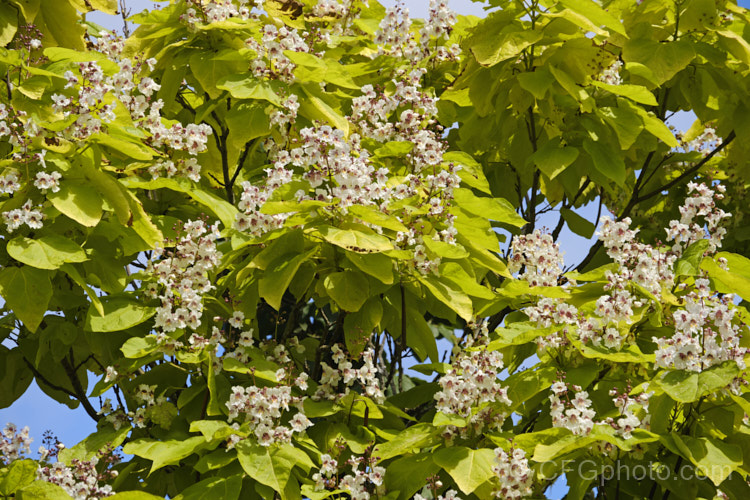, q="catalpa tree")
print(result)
[2,0,750,499]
